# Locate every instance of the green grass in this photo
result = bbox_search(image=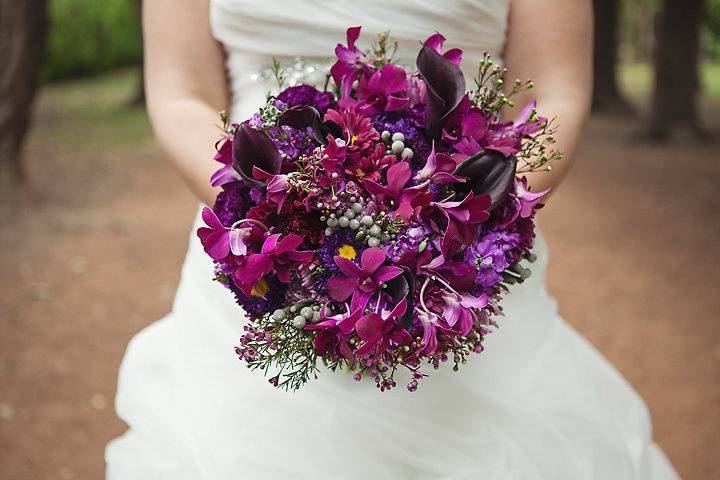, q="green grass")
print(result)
[619,61,720,99]
[37,68,151,150]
